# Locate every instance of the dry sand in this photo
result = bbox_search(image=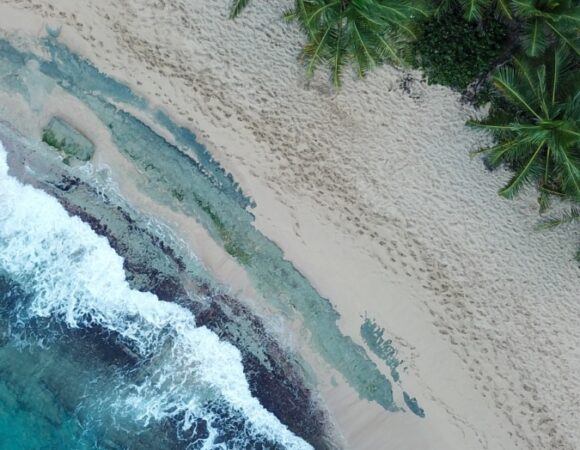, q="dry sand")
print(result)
[0,1,579,449]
